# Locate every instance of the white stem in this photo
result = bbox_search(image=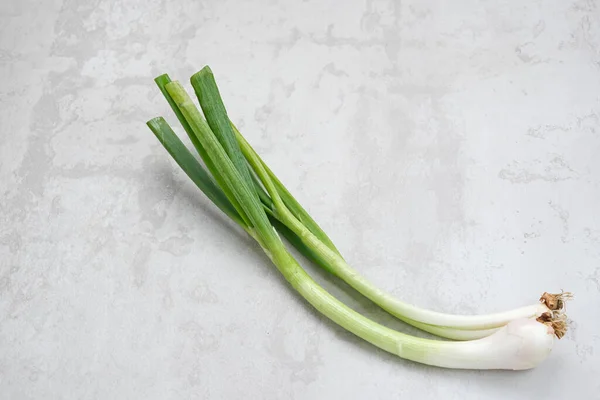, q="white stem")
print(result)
[330,254,552,329]
[405,319,501,341]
